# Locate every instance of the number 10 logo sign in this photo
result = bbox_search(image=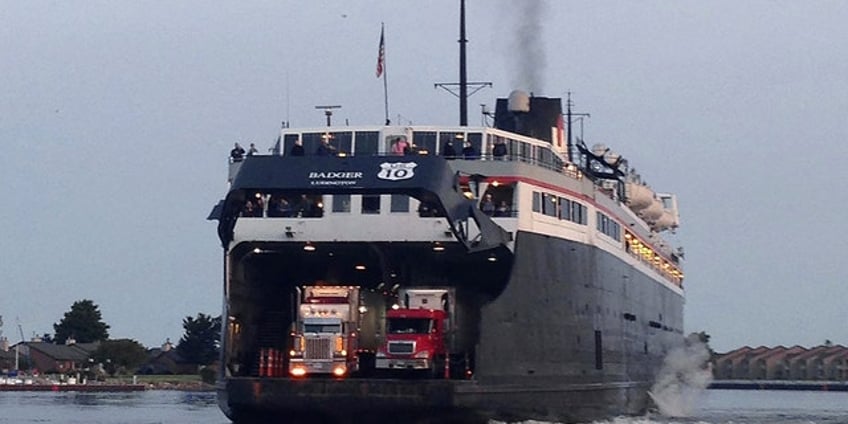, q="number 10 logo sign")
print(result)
[377,162,417,181]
